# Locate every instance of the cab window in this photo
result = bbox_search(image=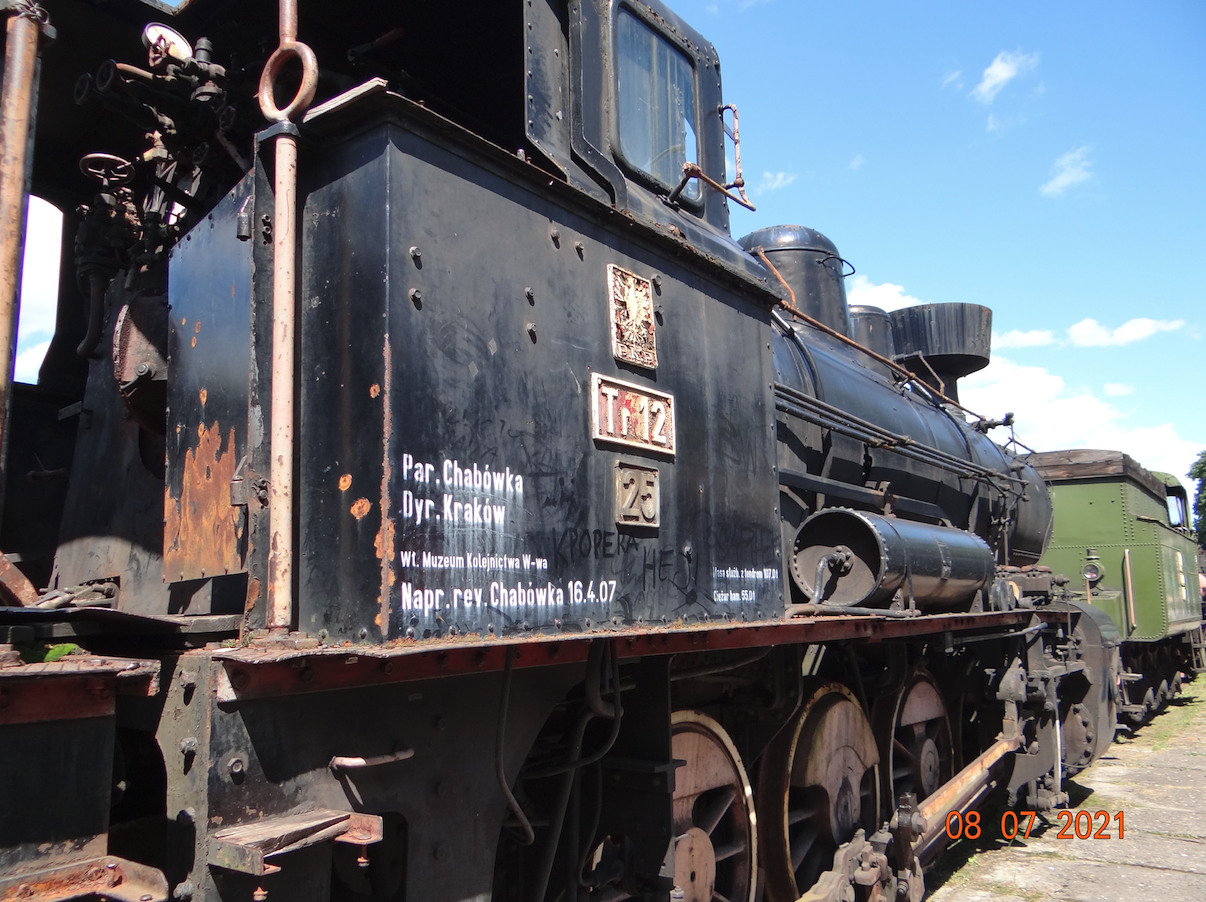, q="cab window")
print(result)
[616,7,700,201]
[1166,489,1188,528]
